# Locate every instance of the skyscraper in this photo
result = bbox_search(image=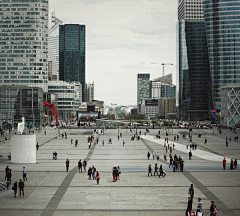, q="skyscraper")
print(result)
[0,0,49,92]
[86,82,94,102]
[59,24,86,101]
[137,73,150,114]
[203,0,240,109]
[178,0,212,120]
